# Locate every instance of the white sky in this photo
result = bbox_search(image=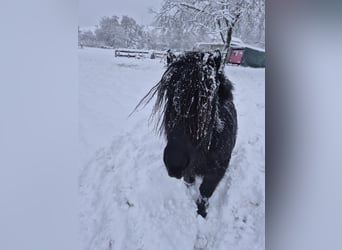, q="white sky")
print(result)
[79,0,163,27]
